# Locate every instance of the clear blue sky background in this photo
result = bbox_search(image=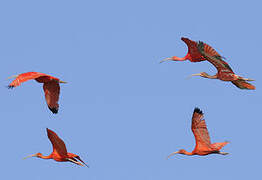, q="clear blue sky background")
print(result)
[0,0,261,179]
